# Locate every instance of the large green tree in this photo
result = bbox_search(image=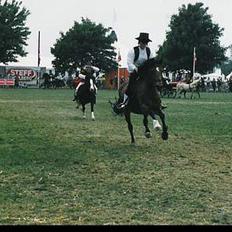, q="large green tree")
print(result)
[0,0,31,63]
[220,45,232,76]
[51,18,118,73]
[157,2,226,74]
